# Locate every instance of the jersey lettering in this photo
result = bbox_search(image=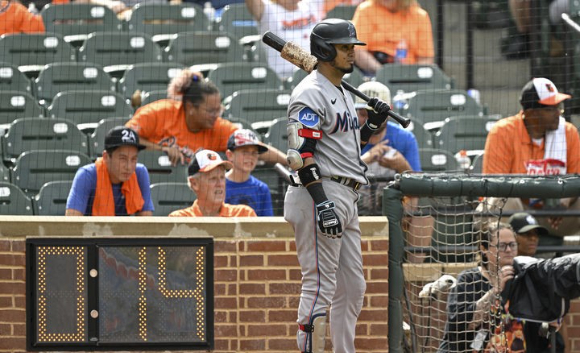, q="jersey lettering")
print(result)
[298,107,320,128]
[330,111,360,134]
